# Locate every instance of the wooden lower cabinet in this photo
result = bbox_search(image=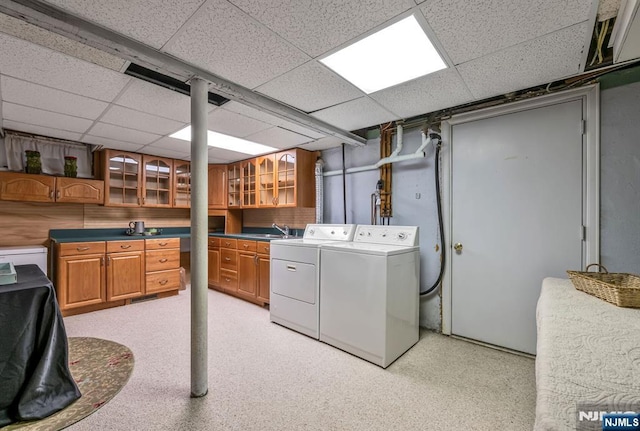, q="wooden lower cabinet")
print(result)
[209,238,270,305]
[57,253,105,311]
[106,251,145,301]
[144,238,180,293]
